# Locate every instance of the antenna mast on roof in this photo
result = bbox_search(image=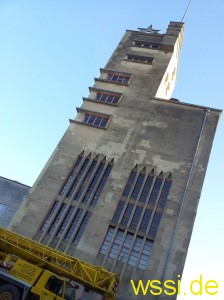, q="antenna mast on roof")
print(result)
[181,0,193,22]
